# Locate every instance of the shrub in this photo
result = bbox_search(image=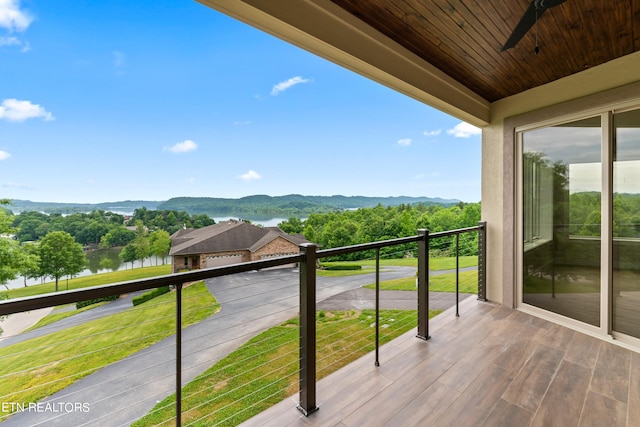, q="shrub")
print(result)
[132,286,171,306]
[322,264,362,271]
[76,295,119,309]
